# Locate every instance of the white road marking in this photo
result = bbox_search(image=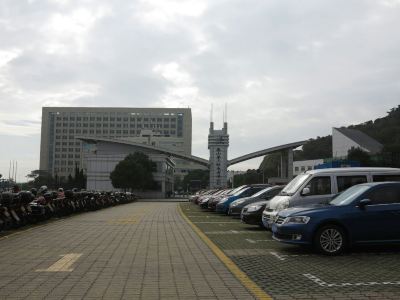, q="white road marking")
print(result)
[204,230,262,235]
[36,253,82,272]
[194,222,237,224]
[303,273,400,287]
[269,251,286,261]
[246,239,256,244]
